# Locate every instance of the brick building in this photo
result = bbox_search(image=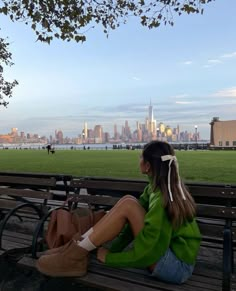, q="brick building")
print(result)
[210,117,236,147]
